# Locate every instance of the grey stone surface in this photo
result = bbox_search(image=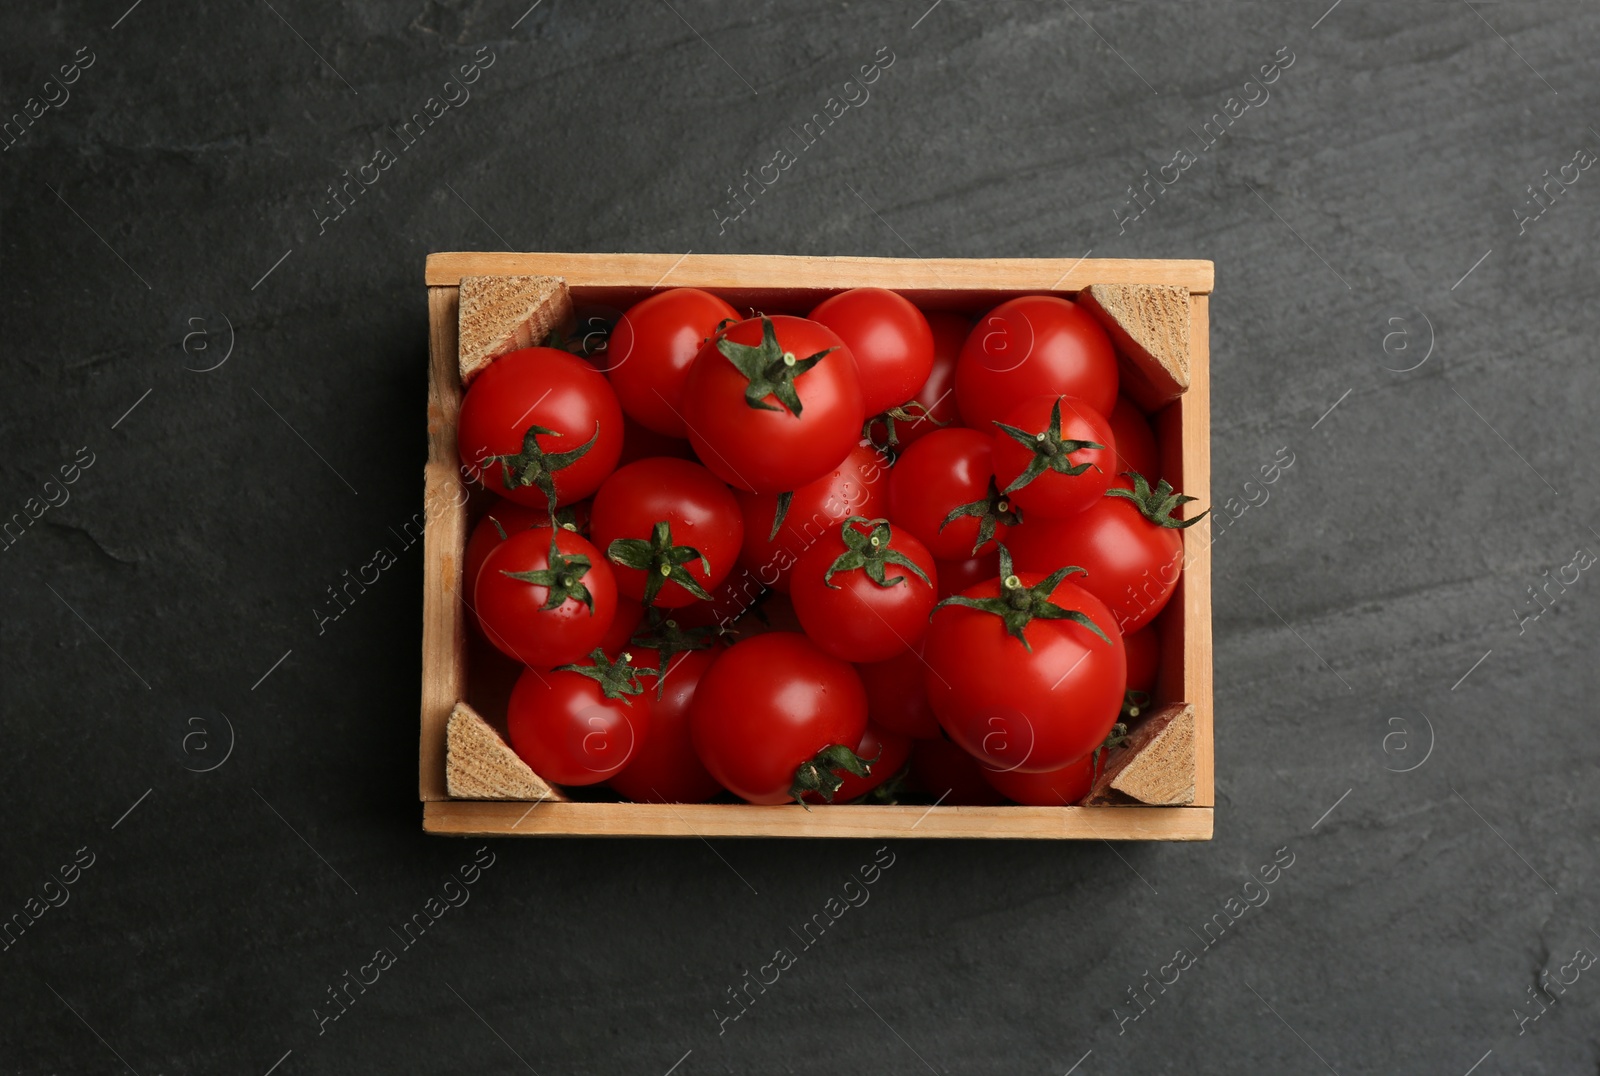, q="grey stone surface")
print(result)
[2,1,1597,1073]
